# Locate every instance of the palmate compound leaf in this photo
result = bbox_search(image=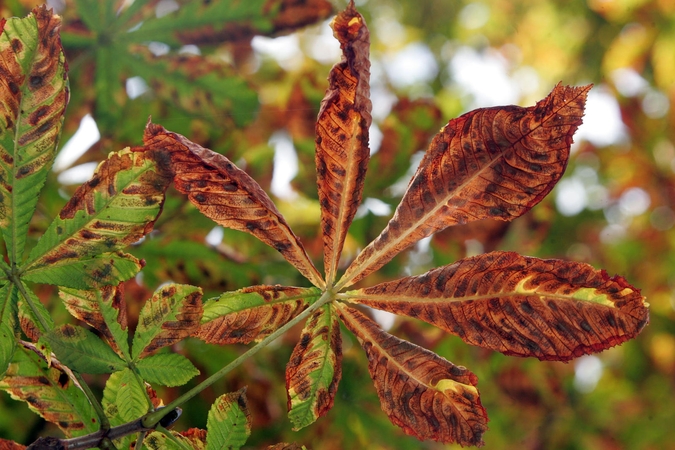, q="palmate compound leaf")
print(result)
[286,303,342,430]
[131,284,202,360]
[195,285,321,345]
[0,6,69,263]
[0,342,98,437]
[337,303,488,446]
[23,148,172,287]
[344,251,649,362]
[141,123,325,289]
[59,285,129,359]
[315,1,371,285]
[337,84,592,289]
[206,388,252,450]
